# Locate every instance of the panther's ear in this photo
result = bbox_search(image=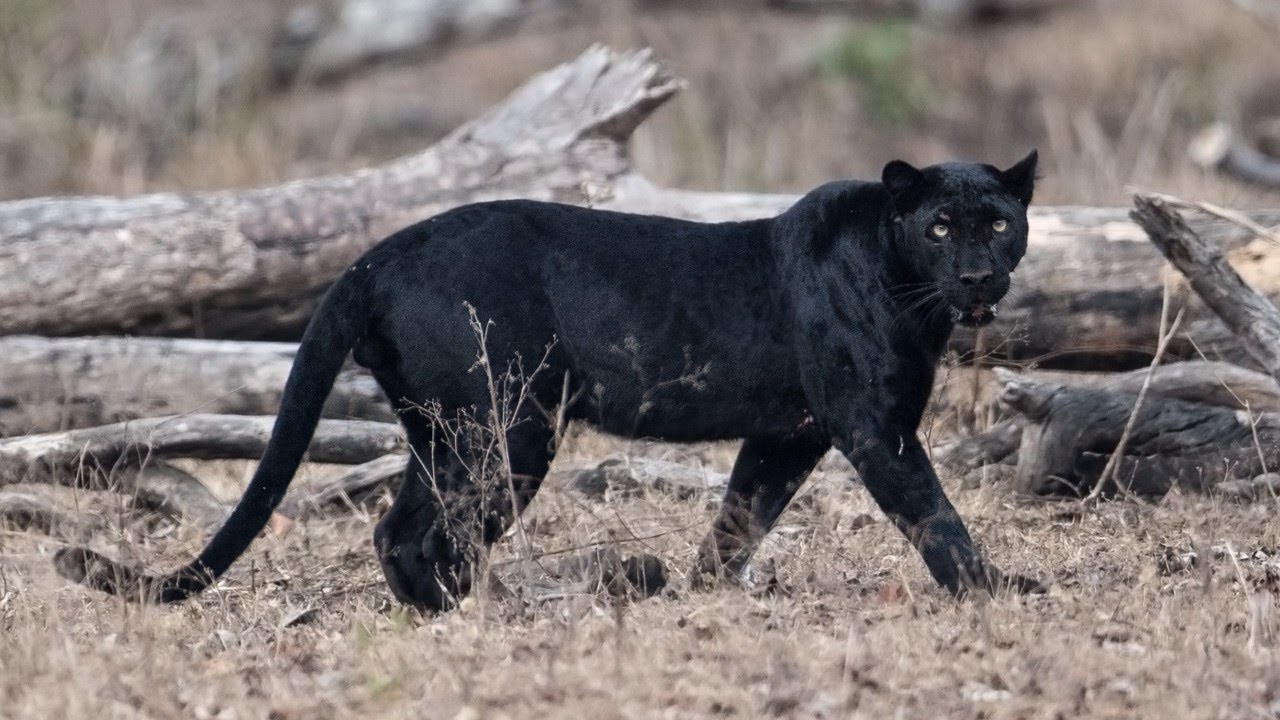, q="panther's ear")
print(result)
[1001,149,1038,207]
[882,160,925,216]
